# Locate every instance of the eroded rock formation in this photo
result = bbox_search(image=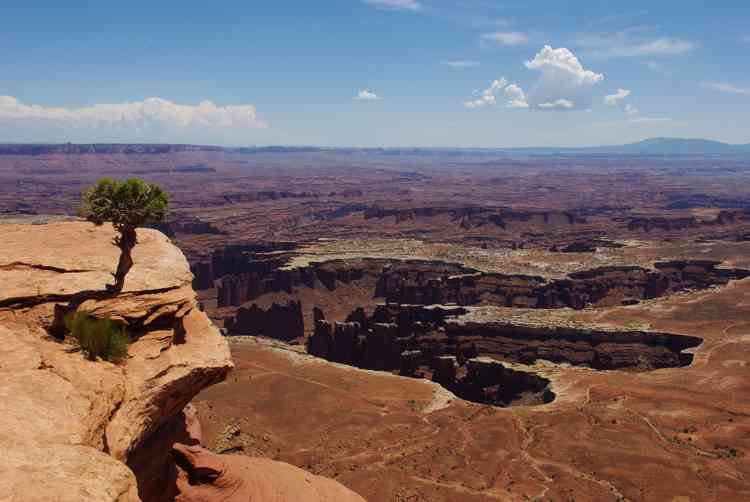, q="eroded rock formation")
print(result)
[192,242,296,293]
[451,357,555,407]
[0,223,233,501]
[626,210,746,232]
[306,301,702,406]
[208,252,750,319]
[362,205,585,230]
[216,257,383,307]
[172,444,366,502]
[377,260,750,309]
[445,319,703,369]
[150,217,225,238]
[0,322,141,502]
[0,222,364,502]
[225,300,304,340]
